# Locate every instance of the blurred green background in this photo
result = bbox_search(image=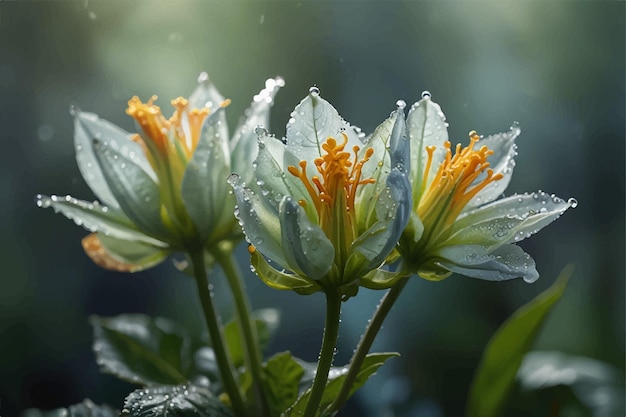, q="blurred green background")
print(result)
[0,1,623,416]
